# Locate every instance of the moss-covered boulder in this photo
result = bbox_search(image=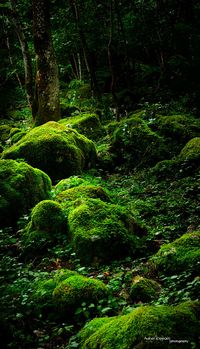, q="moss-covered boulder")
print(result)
[59,113,103,140]
[150,231,200,275]
[79,301,200,349]
[22,200,68,253]
[151,114,200,155]
[109,115,165,168]
[1,121,97,182]
[0,159,51,227]
[68,198,145,264]
[56,184,110,204]
[0,125,12,144]
[178,137,200,165]
[32,268,108,320]
[130,276,161,303]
